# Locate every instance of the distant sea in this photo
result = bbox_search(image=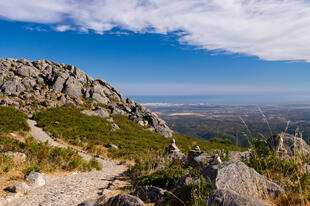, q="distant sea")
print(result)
[130,95,310,105]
